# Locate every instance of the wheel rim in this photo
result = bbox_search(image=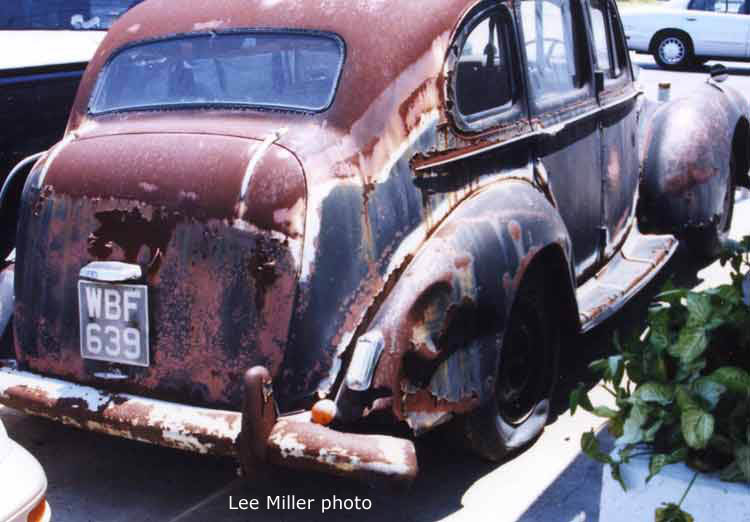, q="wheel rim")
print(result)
[496,300,548,426]
[659,37,686,65]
